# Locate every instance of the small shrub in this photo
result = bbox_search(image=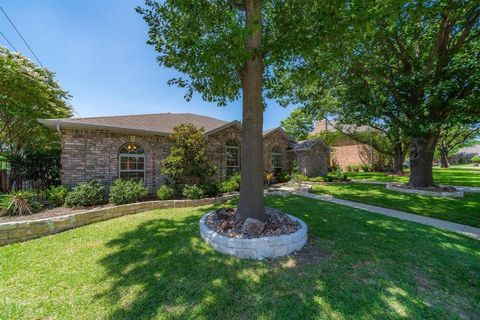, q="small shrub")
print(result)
[201,181,220,197]
[360,164,372,172]
[308,176,325,182]
[220,172,241,193]
[64,180,105,208]
[472,155,480,164]
[276,170,291,183]
[0,191,35,216]
[291,172,308,182]
[47,185,69,207]
[346,164,360,172]
[109,179,148,205]
[157,185,174,200]
[182,185,205,199]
